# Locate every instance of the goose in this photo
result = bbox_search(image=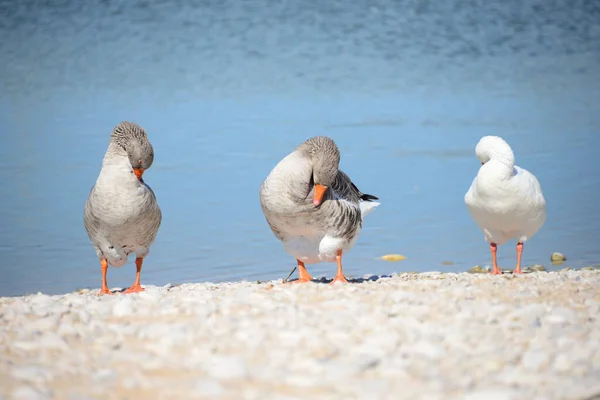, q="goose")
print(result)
[465,136,546,274]
[260,136,380,284]
[84,121,162,295]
